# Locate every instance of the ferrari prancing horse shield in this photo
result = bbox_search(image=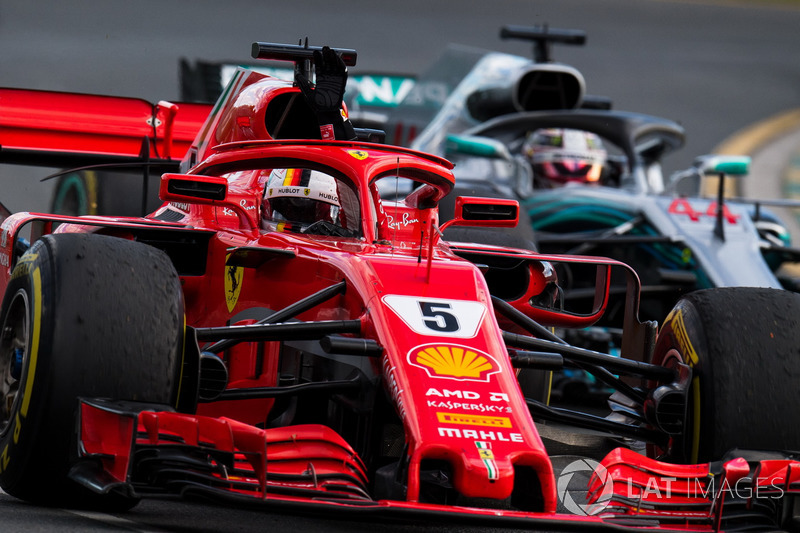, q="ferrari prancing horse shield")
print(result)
[225,257,243,312]
[348,150,369,160]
